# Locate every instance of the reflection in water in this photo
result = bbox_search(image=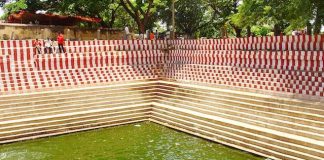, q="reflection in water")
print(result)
[0,122,264,160]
